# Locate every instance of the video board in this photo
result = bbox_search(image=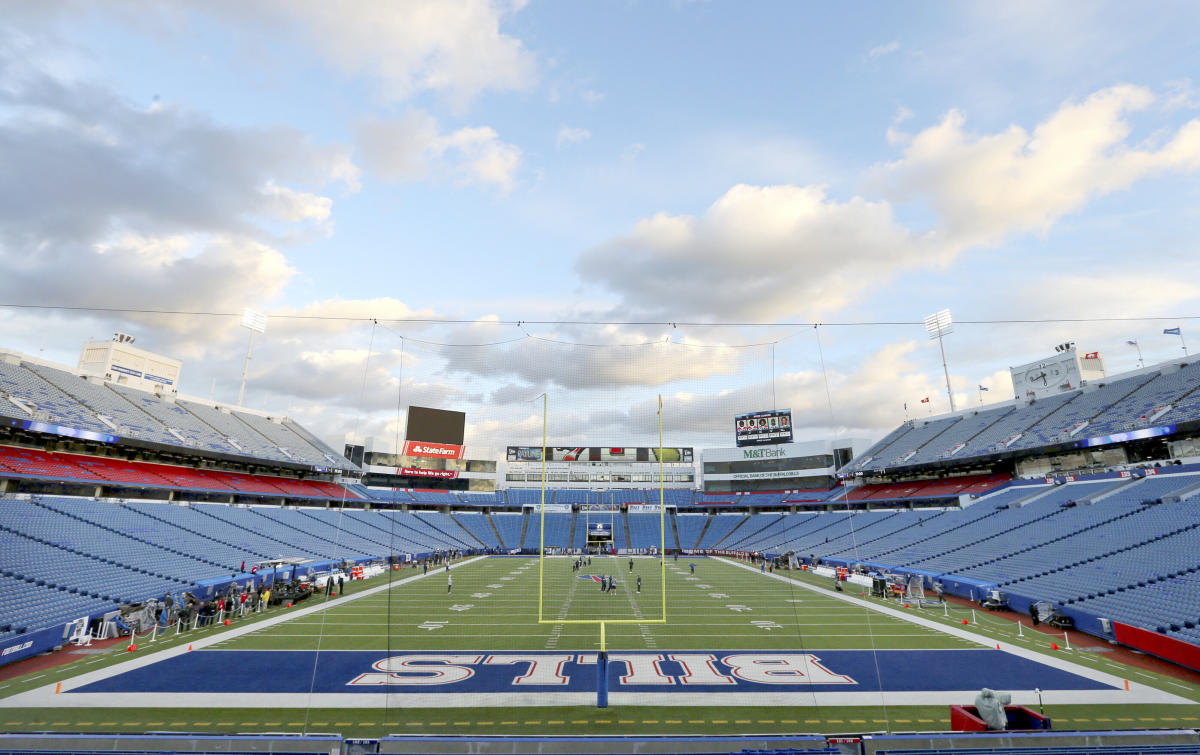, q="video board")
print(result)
[735,409,793,447]
[405,406,465,446]
[506,446,693,463]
